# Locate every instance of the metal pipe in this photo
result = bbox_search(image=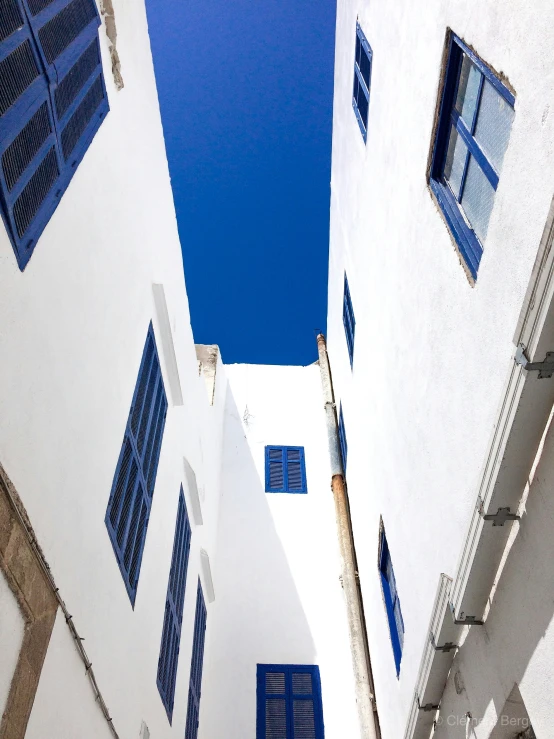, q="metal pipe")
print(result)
[317,333,380,739]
